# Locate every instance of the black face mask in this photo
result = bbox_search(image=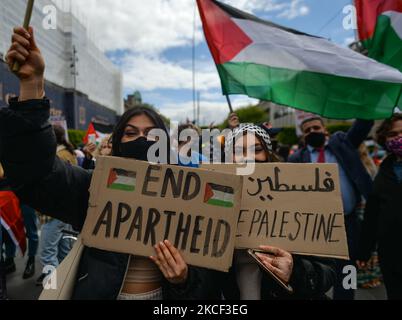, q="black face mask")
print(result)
[118,137,156,161]
[305,132,326,148]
